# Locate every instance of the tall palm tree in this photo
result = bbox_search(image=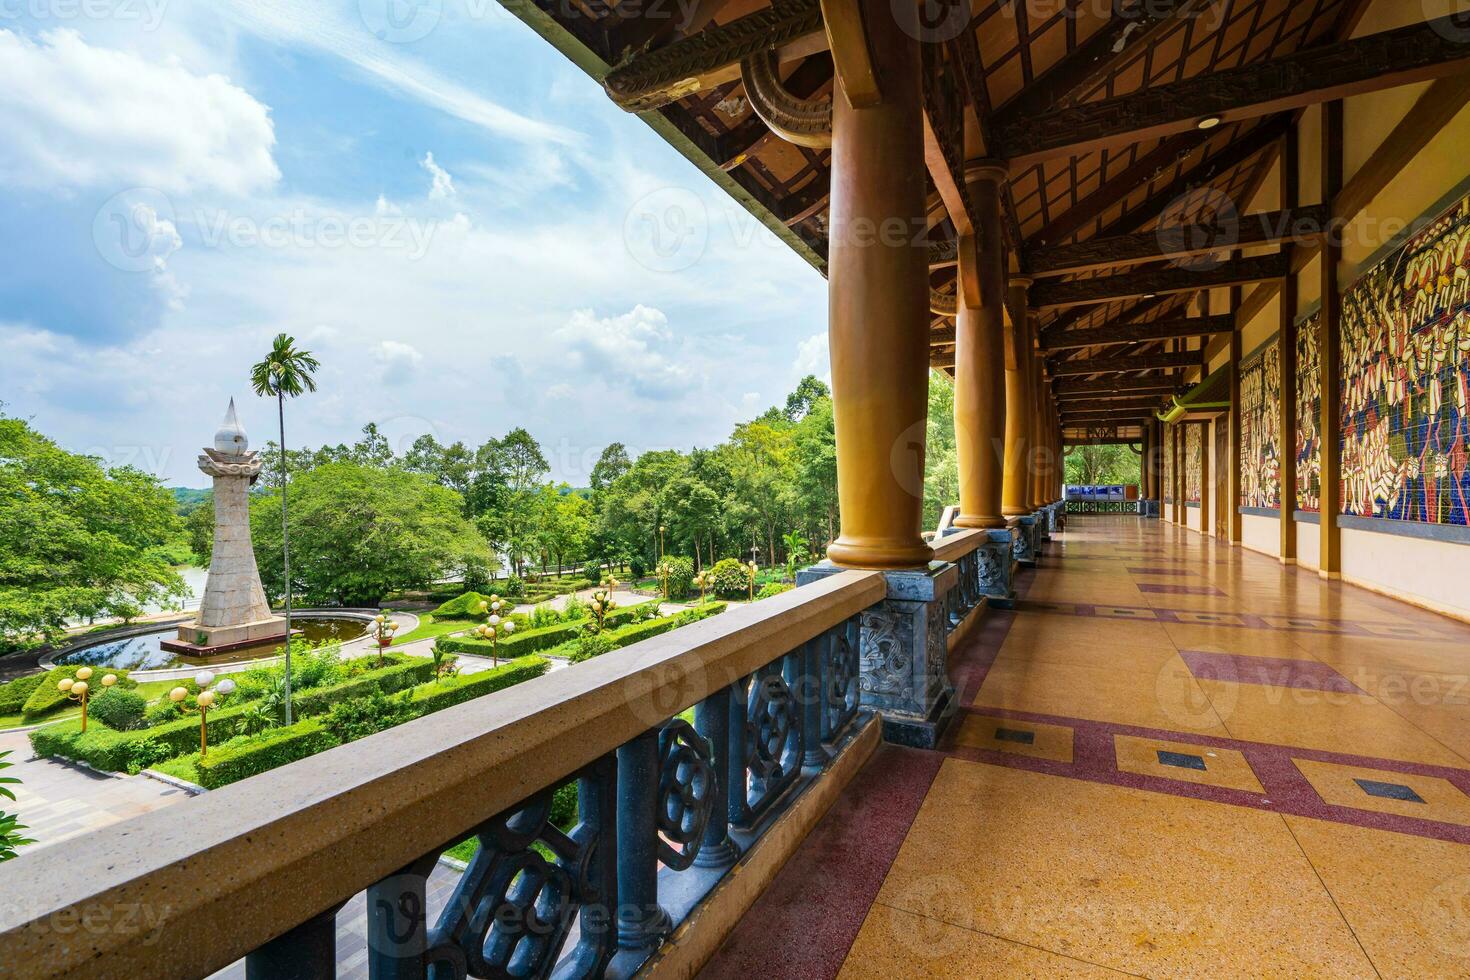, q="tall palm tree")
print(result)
[250,333,320,725]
